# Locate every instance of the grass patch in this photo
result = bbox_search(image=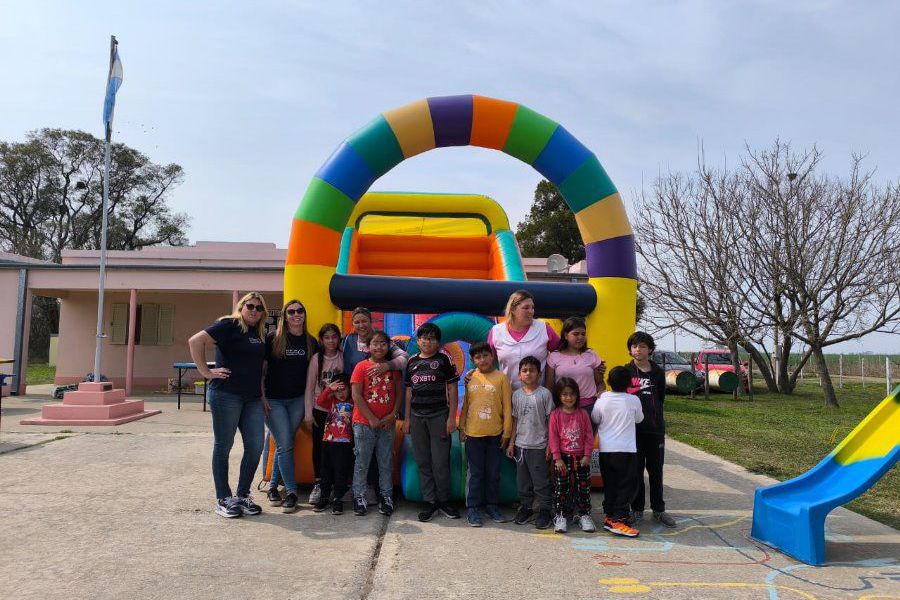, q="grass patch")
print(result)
[26,363,56,385]
[666,381,899,530]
